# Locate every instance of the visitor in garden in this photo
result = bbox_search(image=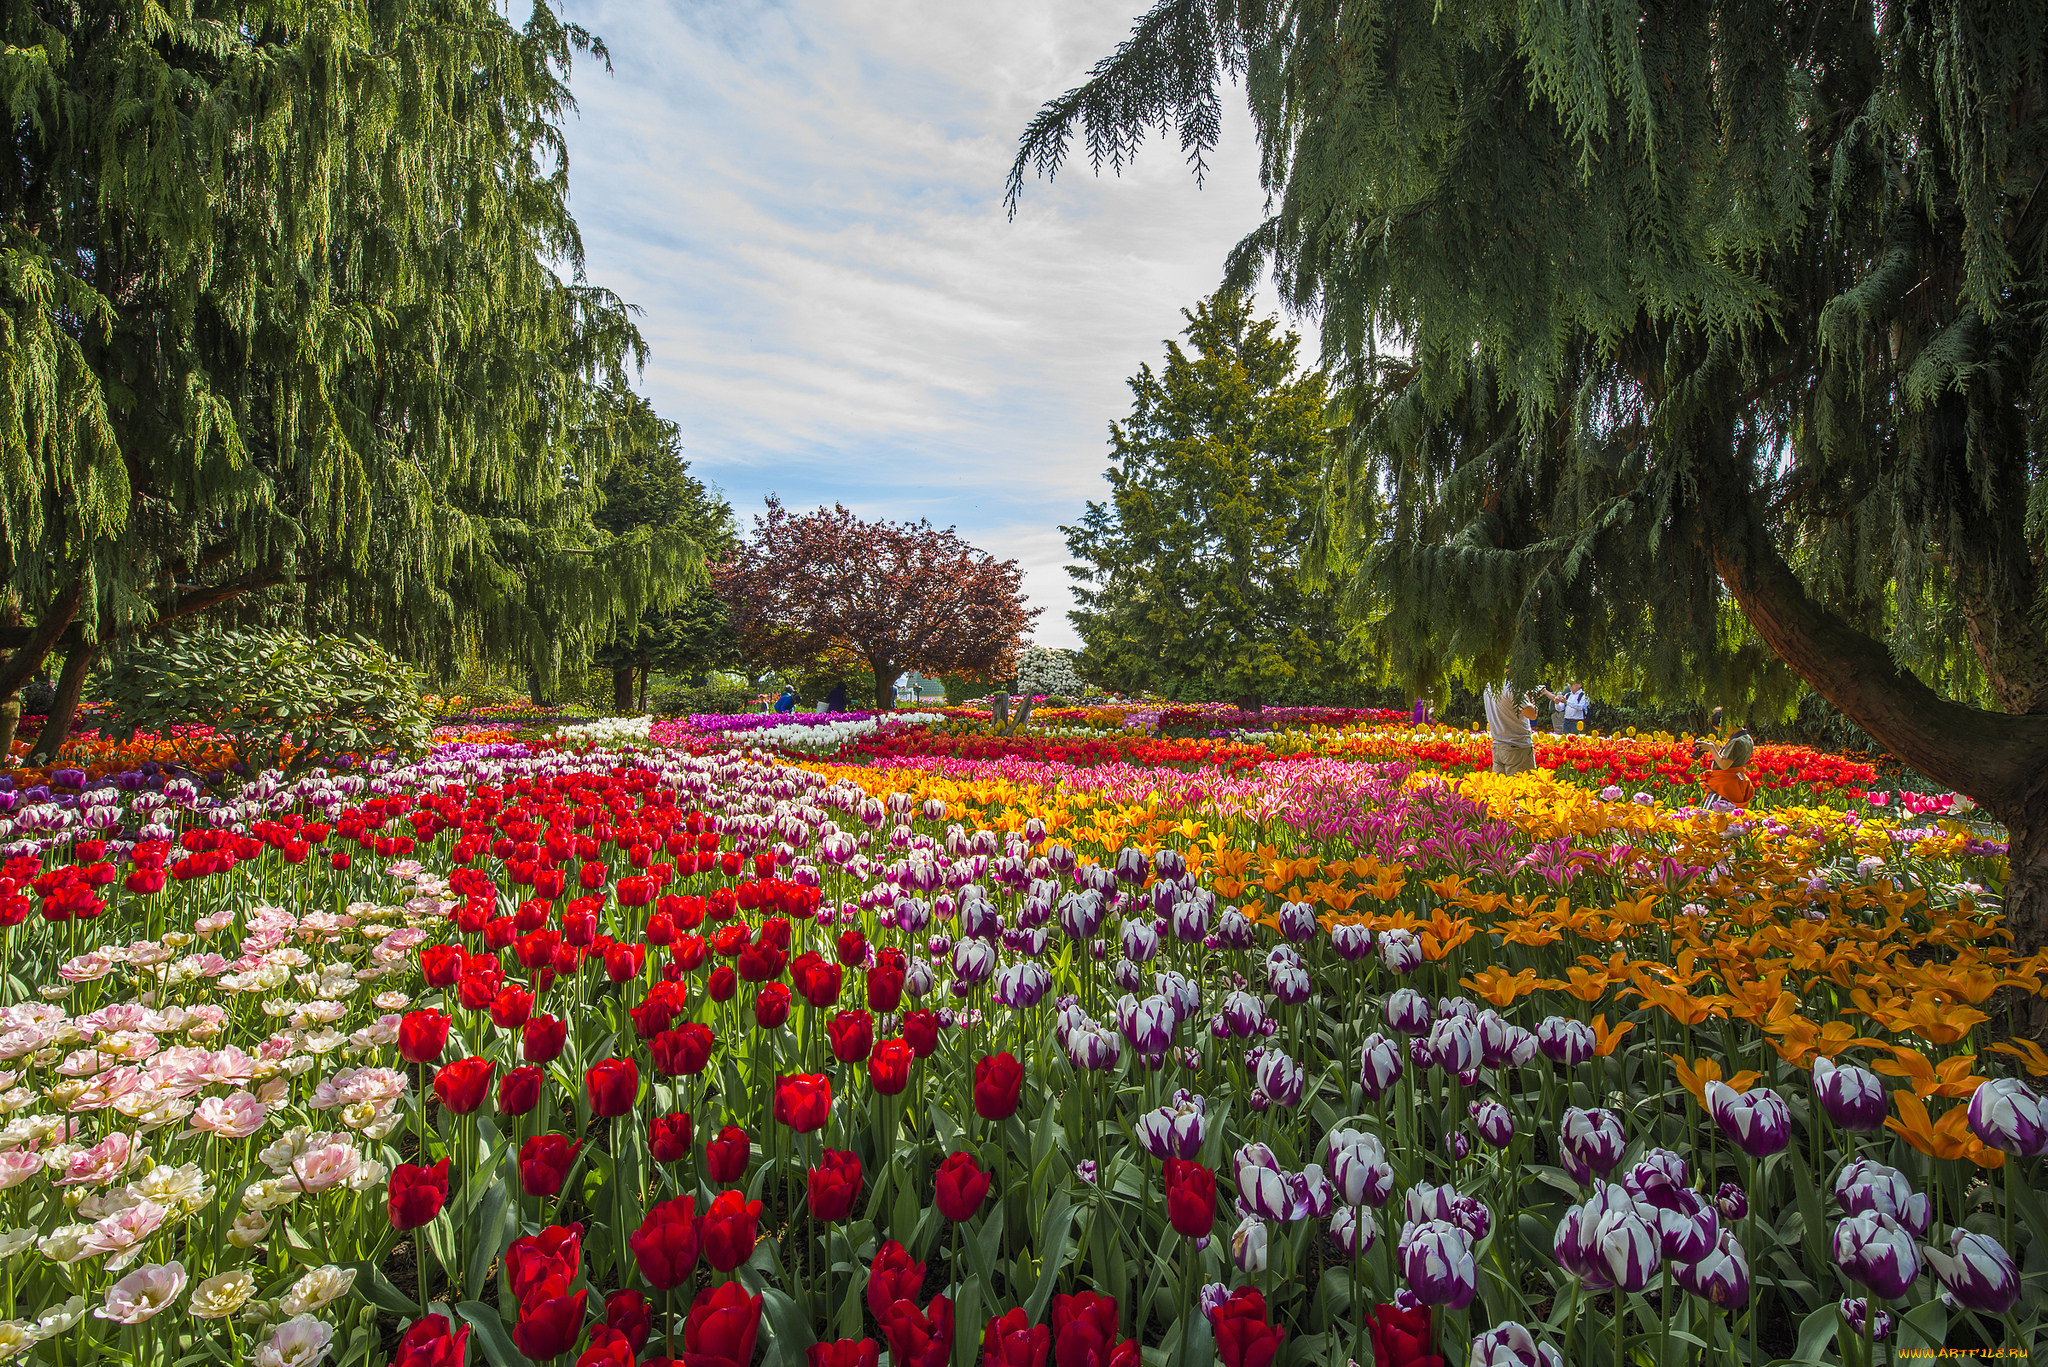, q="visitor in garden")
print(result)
[1698,726,1757,807]
[774,686,798,713]
[1560,680,1590,734]
[1411,697,1432,723]
[1484,679,1538,775]
[825,680,849,713]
